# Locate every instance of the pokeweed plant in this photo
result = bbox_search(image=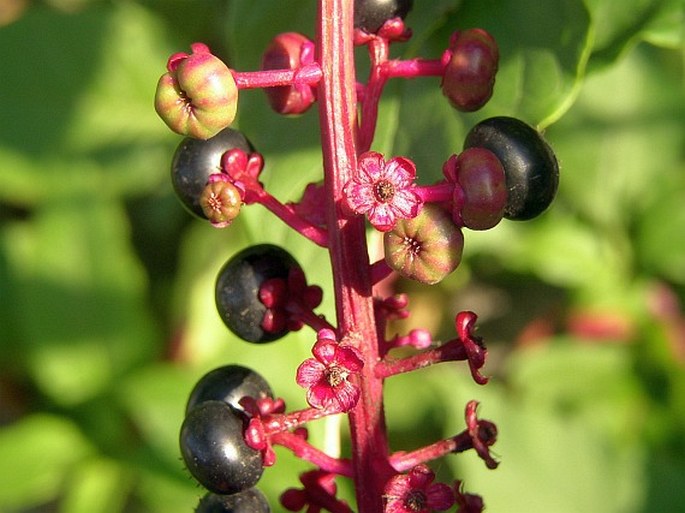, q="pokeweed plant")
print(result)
[155,1,559,512]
